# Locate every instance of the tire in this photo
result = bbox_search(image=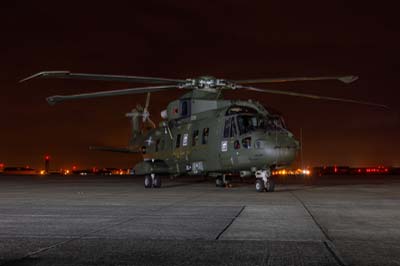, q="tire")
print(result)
[265,178,275,192]
[144,175,153,188]
[215,177,224,187]
[255,179,265,192]
[153,175,162,188]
